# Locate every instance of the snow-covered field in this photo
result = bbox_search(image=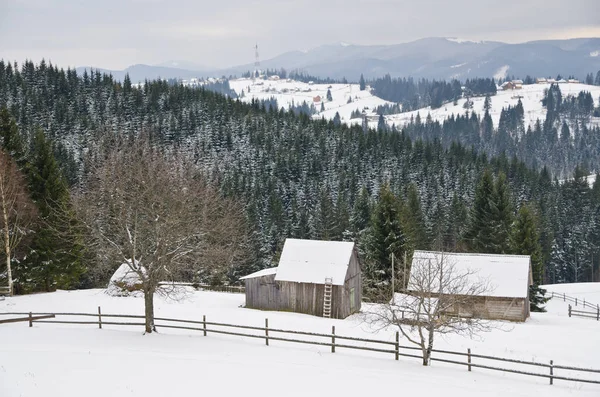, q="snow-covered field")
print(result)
[229,77,393,124]
[1,283,599,396]
[231,78,600,132]
[385,83,600,130]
